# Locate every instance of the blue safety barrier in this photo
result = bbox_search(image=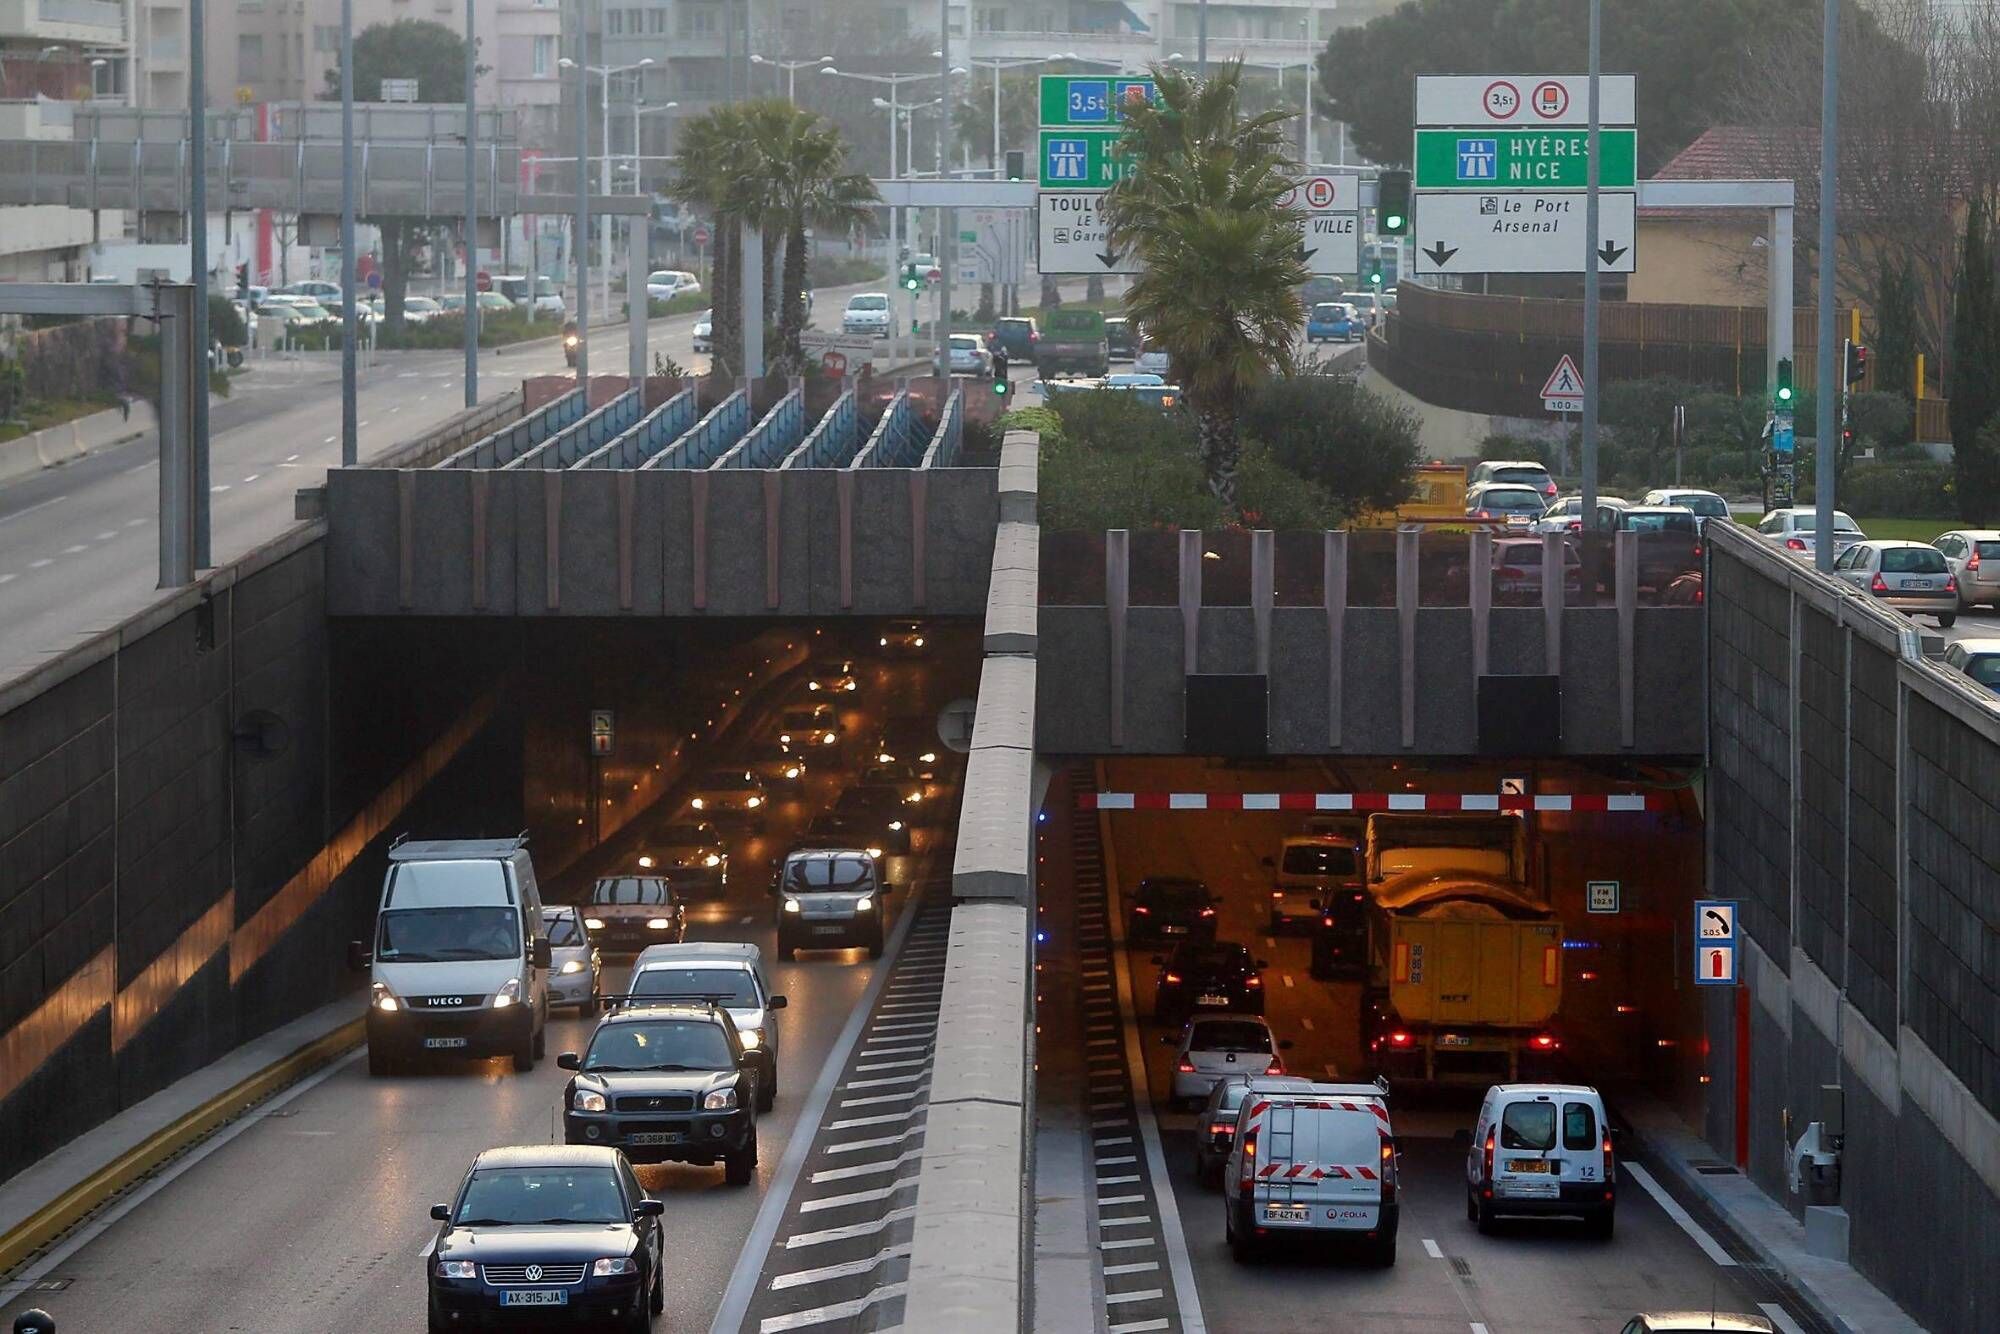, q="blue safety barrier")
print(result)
[571,387,702,469]
[848,390,913,468]
[642,389,752,470]
[502,389,645,469]
[713,387,805,469]
[436,387,587,468]
[918,387,963,468]
[778,389,859,469]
